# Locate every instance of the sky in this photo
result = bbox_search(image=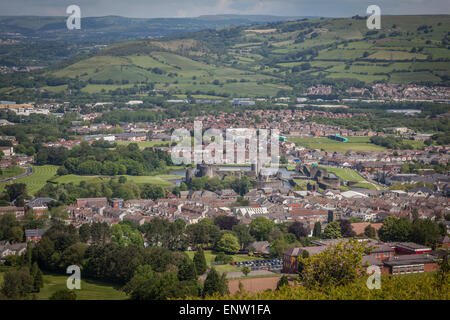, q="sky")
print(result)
[0,0,449,18]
